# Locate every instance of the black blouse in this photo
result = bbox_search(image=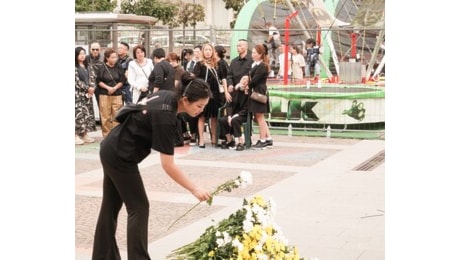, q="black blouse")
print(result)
[96,64,127,96]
